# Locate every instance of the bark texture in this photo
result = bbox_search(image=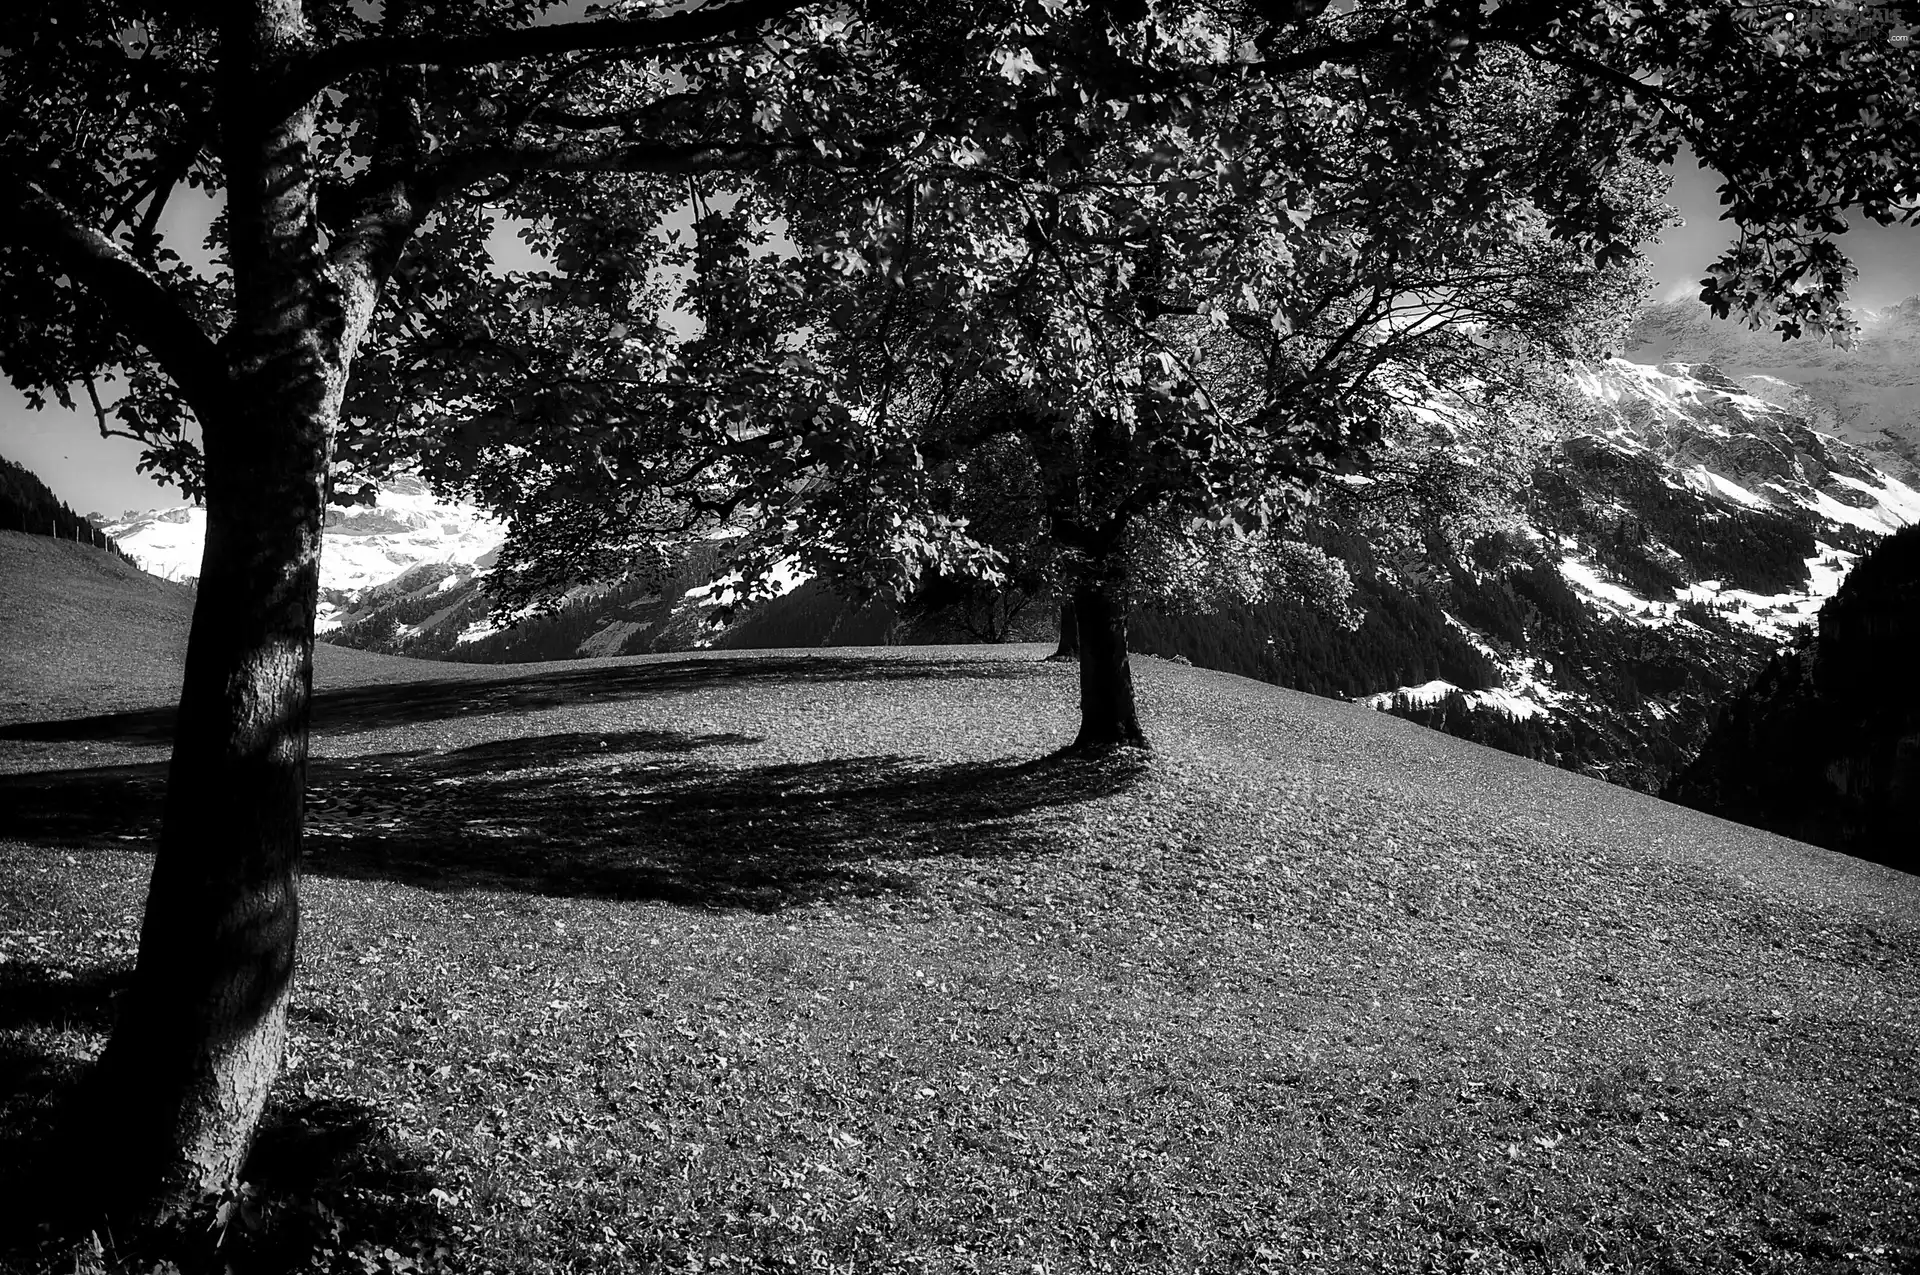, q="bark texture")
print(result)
[1019,410,1146,748]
